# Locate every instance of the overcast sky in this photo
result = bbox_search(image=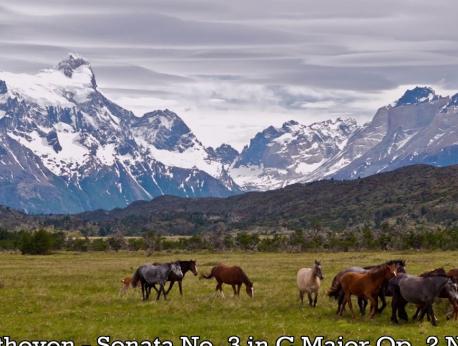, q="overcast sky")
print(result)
[1,1,458,150]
